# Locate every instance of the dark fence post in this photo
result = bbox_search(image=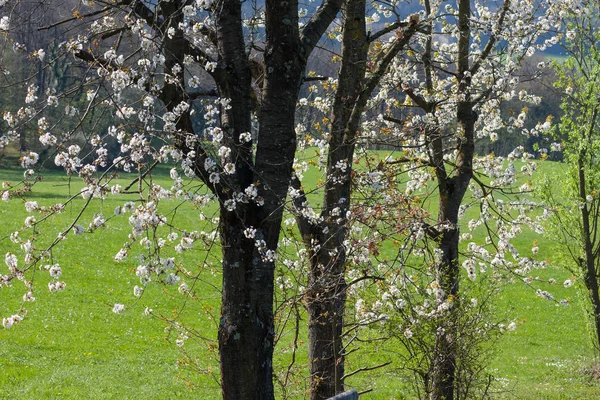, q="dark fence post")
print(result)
[327,389,359,400]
